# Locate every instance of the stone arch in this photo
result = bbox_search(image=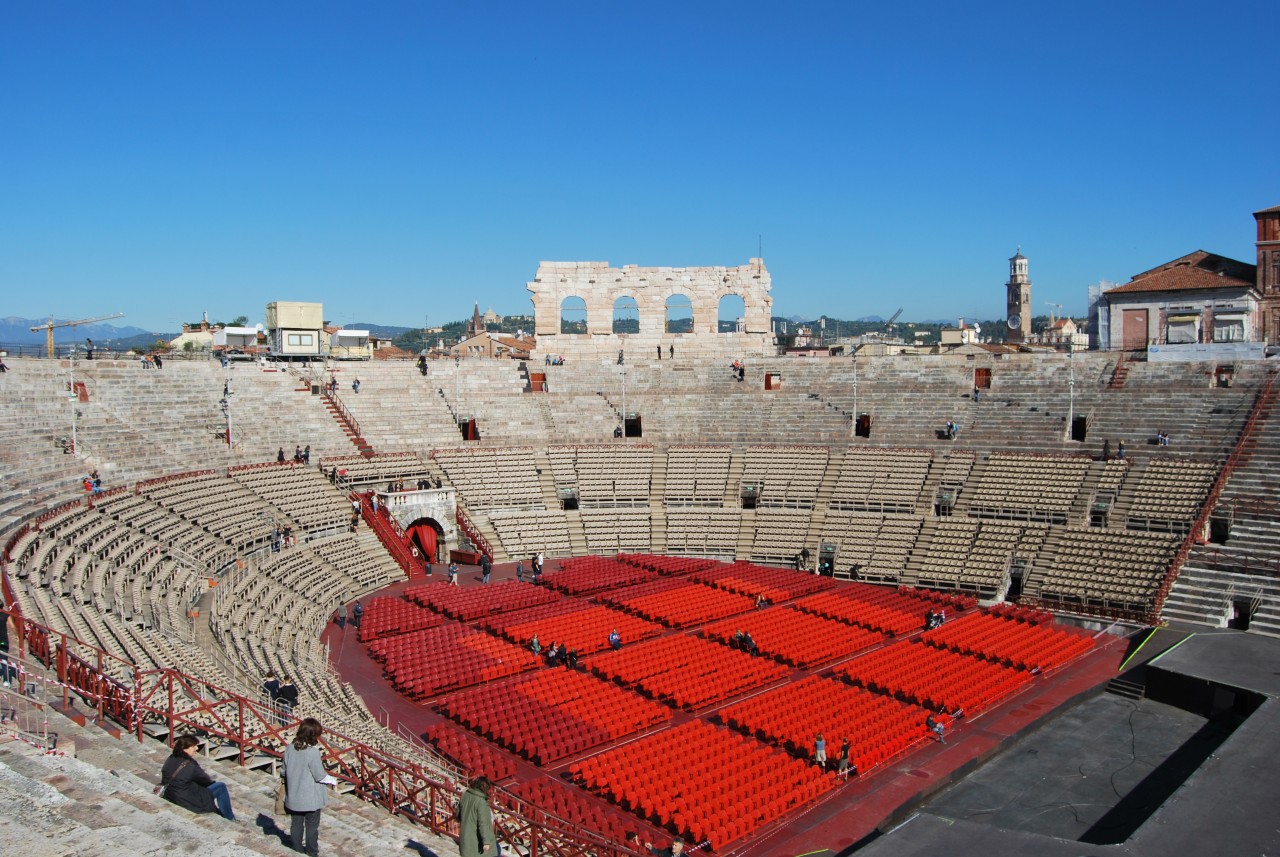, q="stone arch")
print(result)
[717,293,746,333]
[665,293,693,334]
[527,259,773,358]
[612,295,639,334]
[406,517,446,564]
[560,295,587,335]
